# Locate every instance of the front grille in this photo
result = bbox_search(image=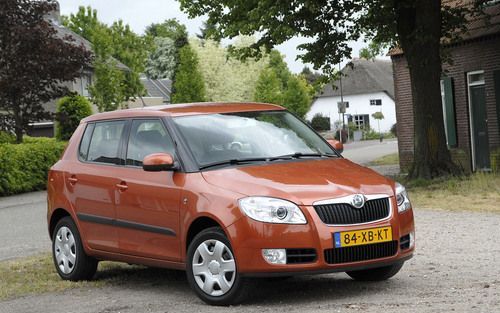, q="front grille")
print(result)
[286,248,317,264]
[324,241,398,264]
[314,198,390,225]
